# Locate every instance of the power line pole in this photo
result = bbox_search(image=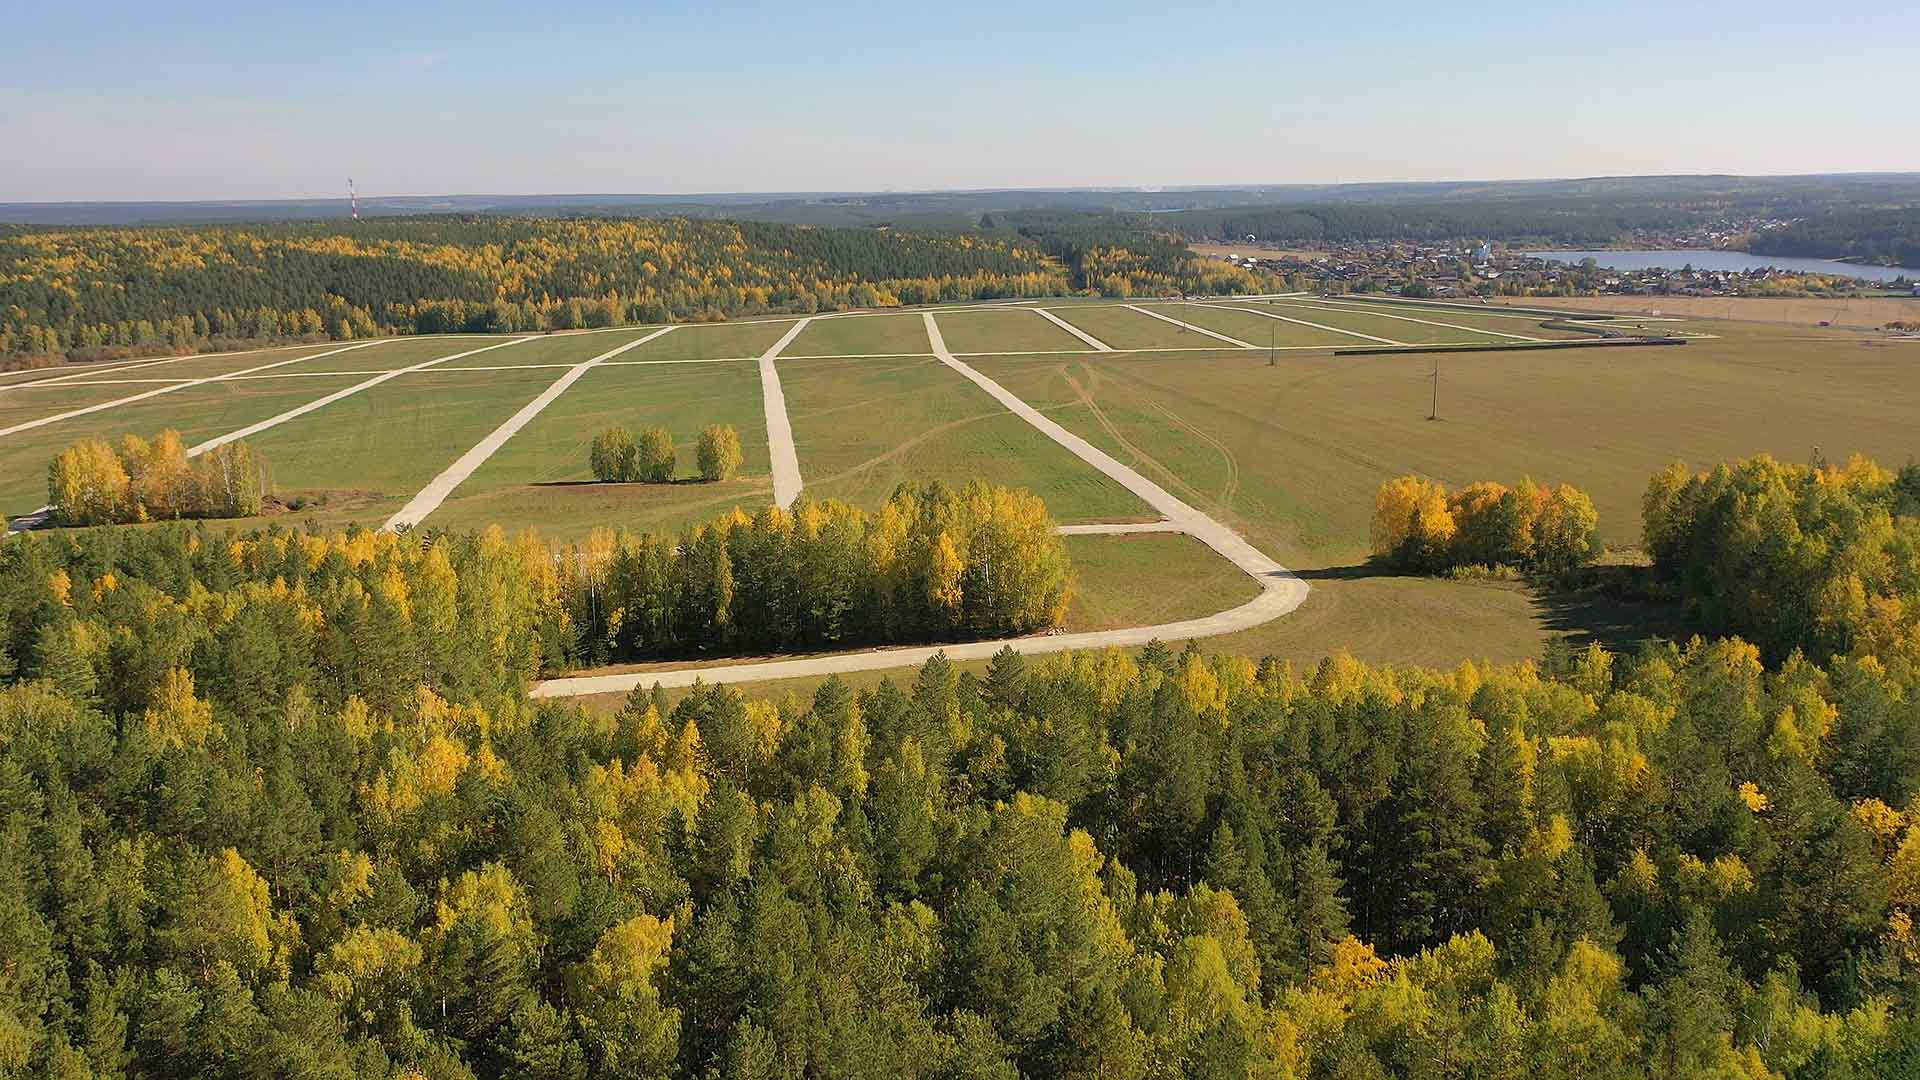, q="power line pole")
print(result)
[1268,323,1276,366]
[1428,357,1440,421]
